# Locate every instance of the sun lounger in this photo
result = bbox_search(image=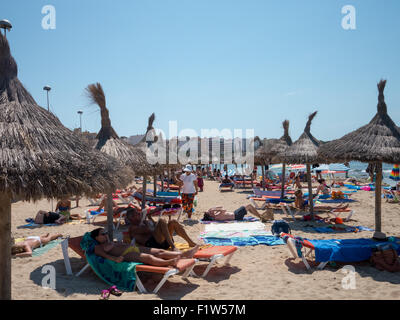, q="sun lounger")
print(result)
[84,208,128,231]
[191,245,237,277]
[280,233,328,270]
[61,236,197,294]
[219,183,234,191]
[133,192,182,205]
[87,194,105,206]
